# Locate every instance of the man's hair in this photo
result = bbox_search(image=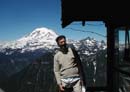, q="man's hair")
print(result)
[55,35,66,43]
